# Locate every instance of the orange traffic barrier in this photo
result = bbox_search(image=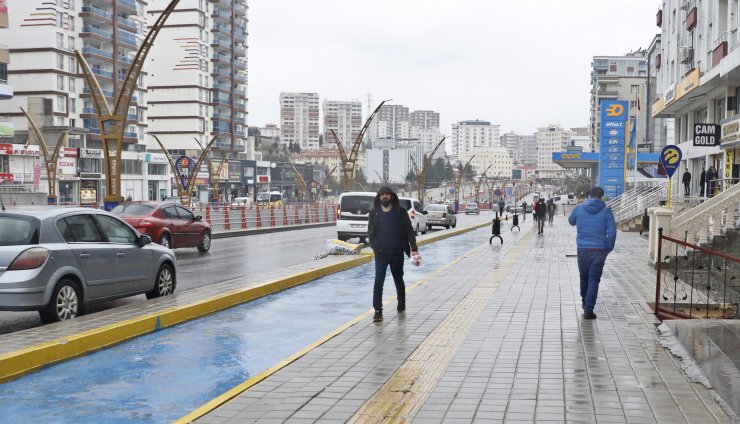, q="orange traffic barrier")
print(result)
[223,207,231,230]
[269,207,276,227]
[240,206,247,229]
[256,207,262,228]
[205,206,211,225]
[294,204,300,225]
[282,205,288,226]
[323,204,329,222]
